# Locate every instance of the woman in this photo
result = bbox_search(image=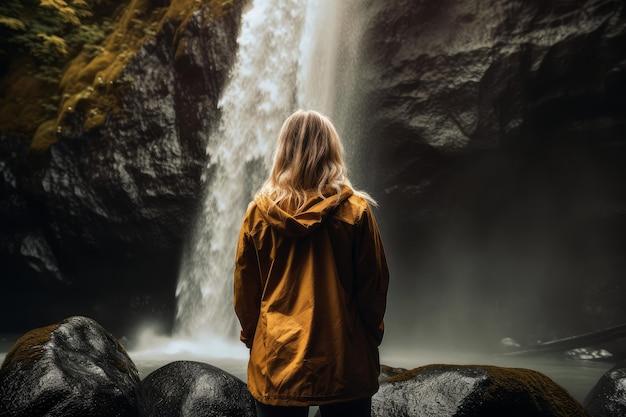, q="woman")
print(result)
[234,110,389,417]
